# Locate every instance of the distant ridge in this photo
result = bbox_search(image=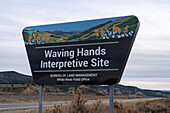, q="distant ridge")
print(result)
[54,84,170,97]
[162,90,170,93]
[0,71,33,84]
[0,71,169,97]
